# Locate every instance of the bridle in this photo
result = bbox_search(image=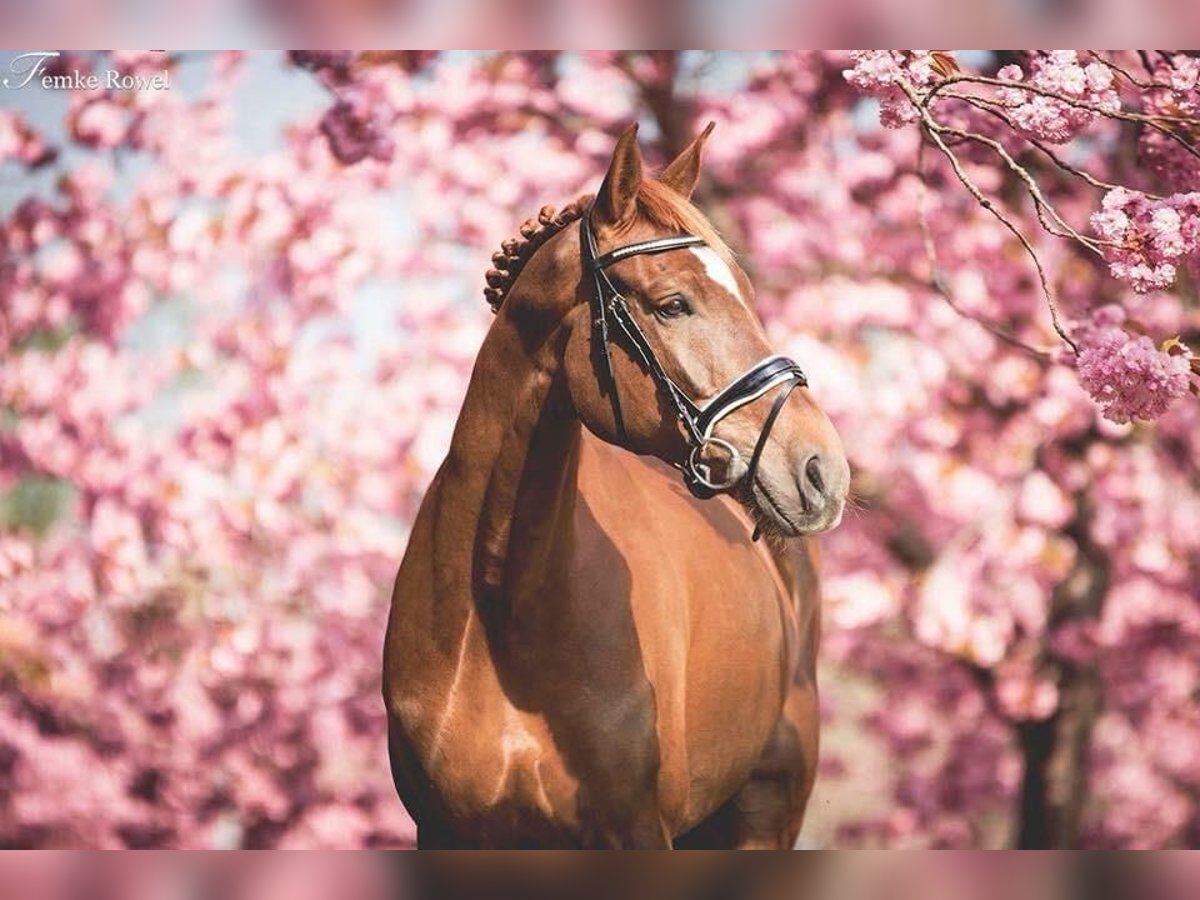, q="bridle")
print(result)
[580,209,807,506]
